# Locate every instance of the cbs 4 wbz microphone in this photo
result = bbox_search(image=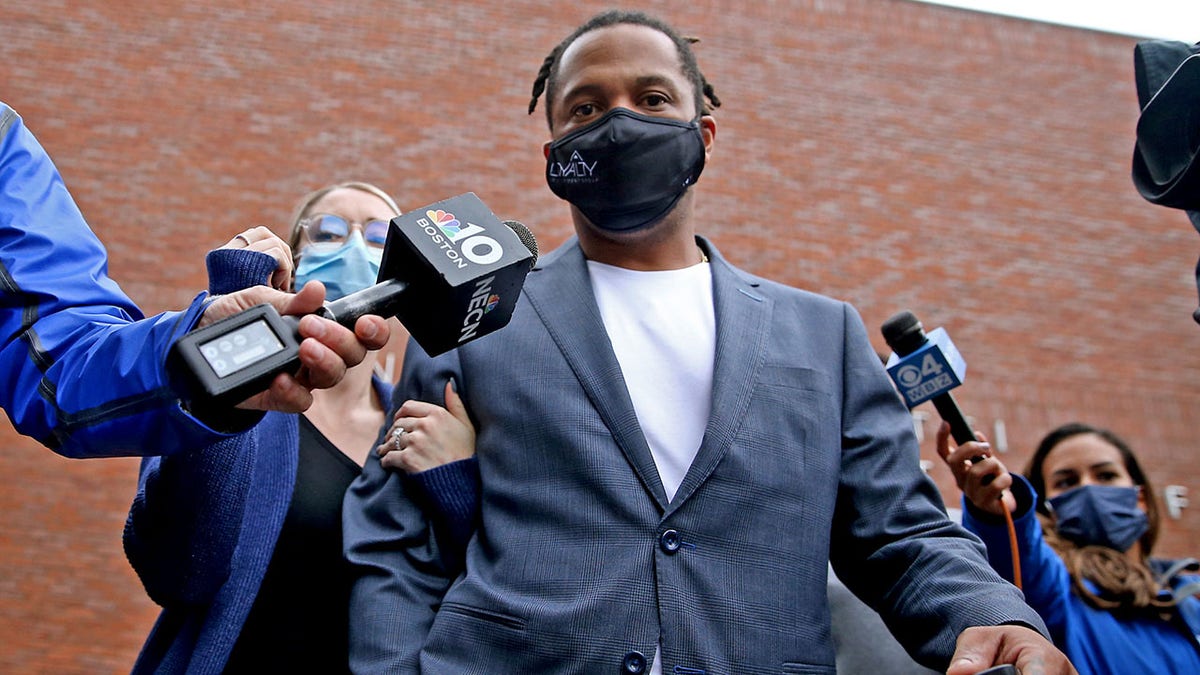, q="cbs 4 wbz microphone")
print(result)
[169,192,538,410]
[883,312,1020,587]
[880,310,976,445]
